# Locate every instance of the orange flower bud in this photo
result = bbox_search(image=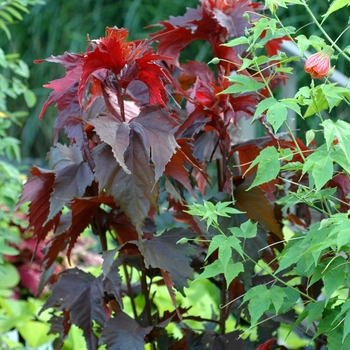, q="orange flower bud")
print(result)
[304,46,334,79]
